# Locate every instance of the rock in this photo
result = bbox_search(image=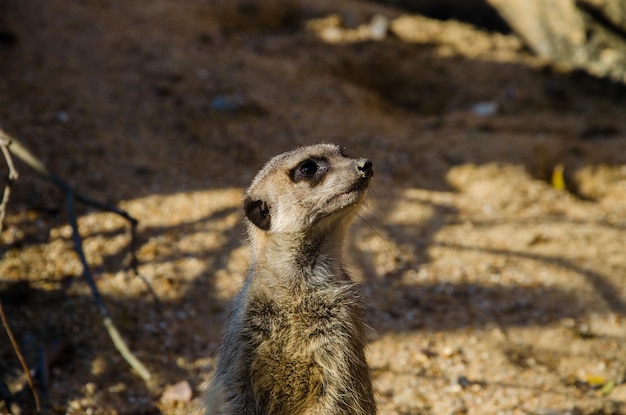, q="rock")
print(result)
[162,380,193,402]
[487,0,626,83]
